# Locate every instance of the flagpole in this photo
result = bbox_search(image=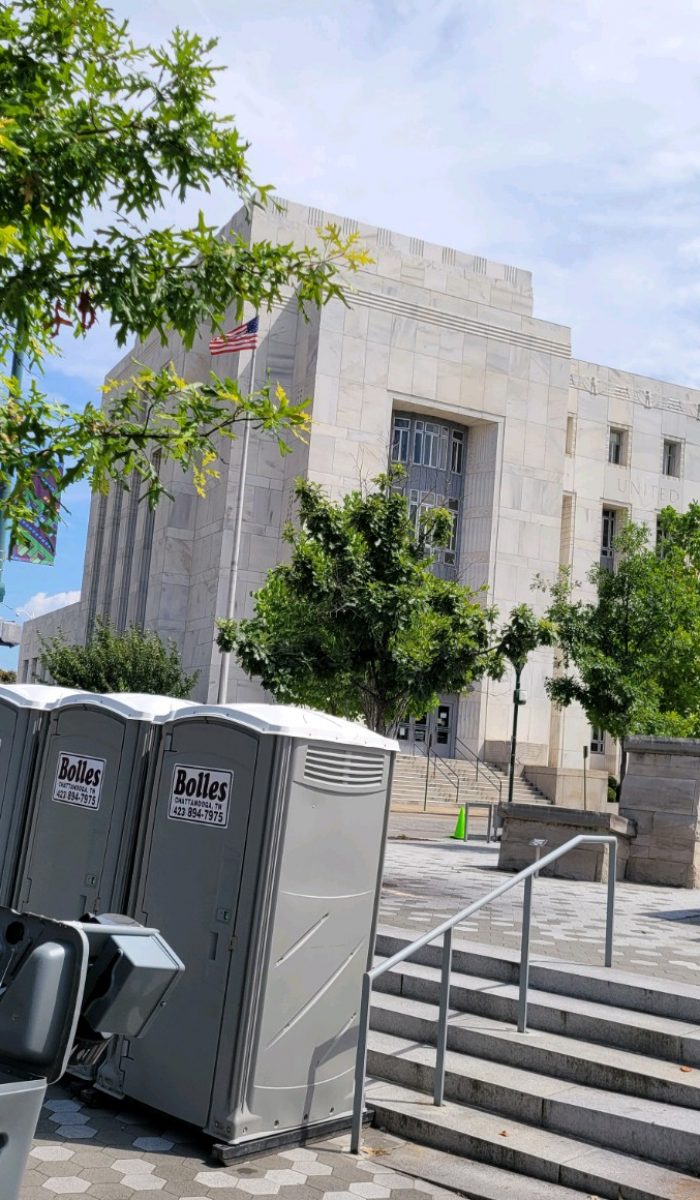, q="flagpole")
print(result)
[216,324,258,704]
